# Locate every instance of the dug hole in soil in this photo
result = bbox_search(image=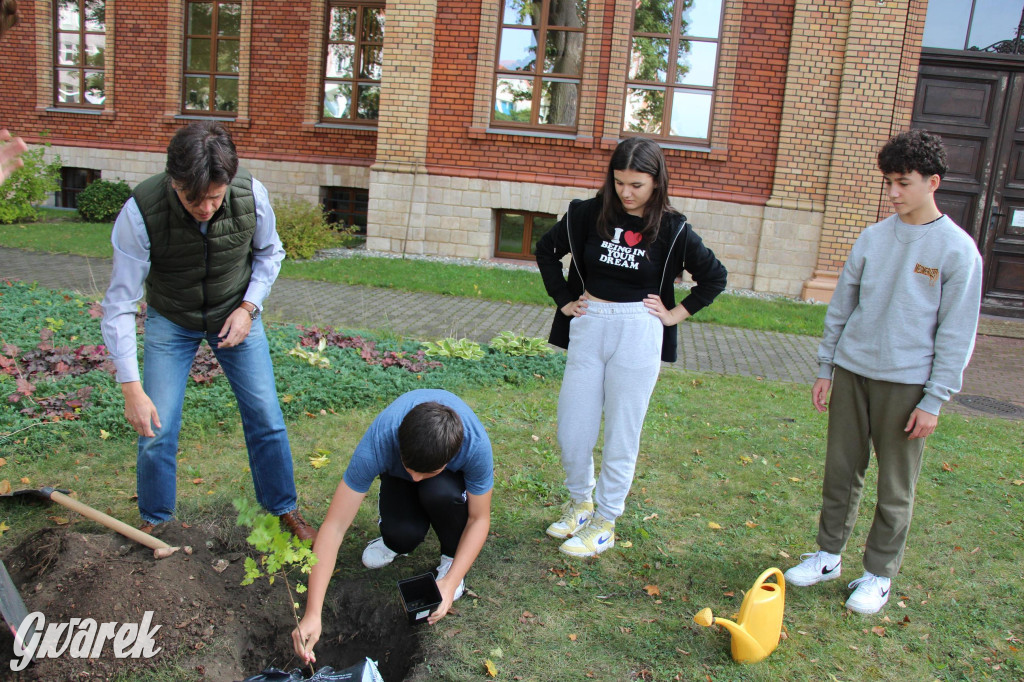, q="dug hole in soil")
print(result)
[1,521,430,681]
